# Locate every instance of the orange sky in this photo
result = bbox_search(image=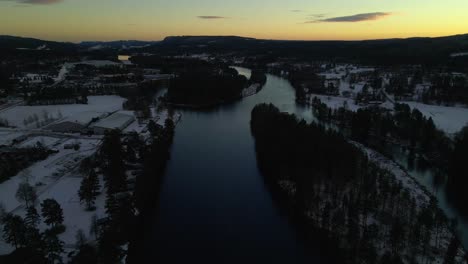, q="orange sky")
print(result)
[0,0,467,42]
